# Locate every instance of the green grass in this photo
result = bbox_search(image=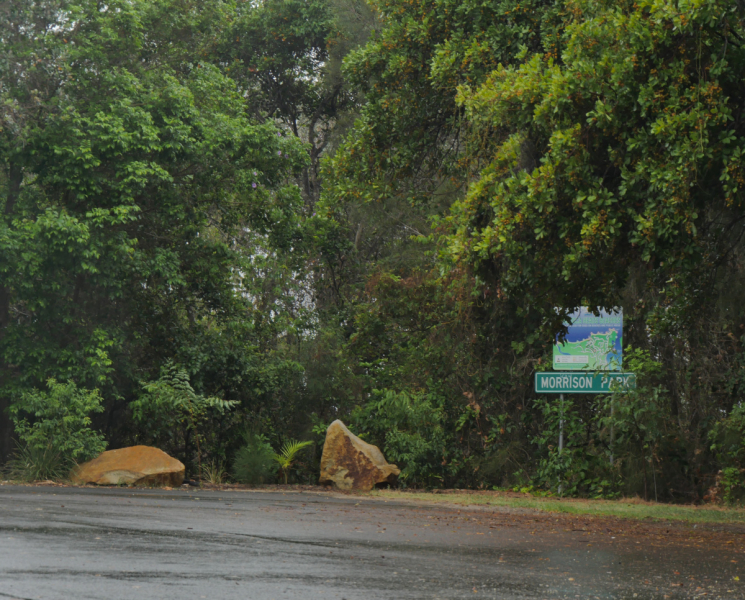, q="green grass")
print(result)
[361,490,745,525]
[3,444,72,483]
